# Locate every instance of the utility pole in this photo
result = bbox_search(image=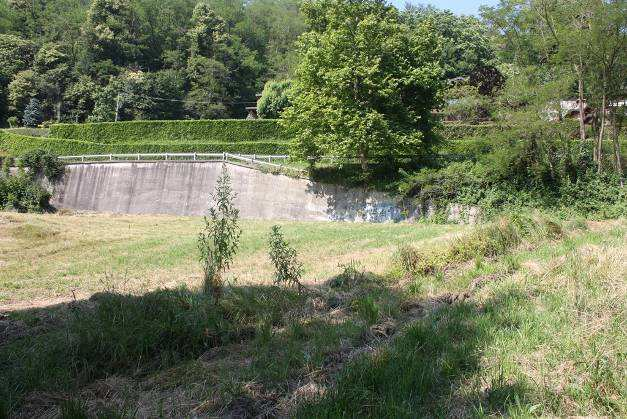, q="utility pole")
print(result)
[115,93,121,122]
